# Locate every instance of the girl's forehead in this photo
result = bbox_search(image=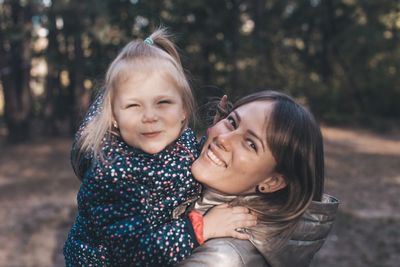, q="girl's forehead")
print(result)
[115,59,182,87]
[113,70,182,100]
